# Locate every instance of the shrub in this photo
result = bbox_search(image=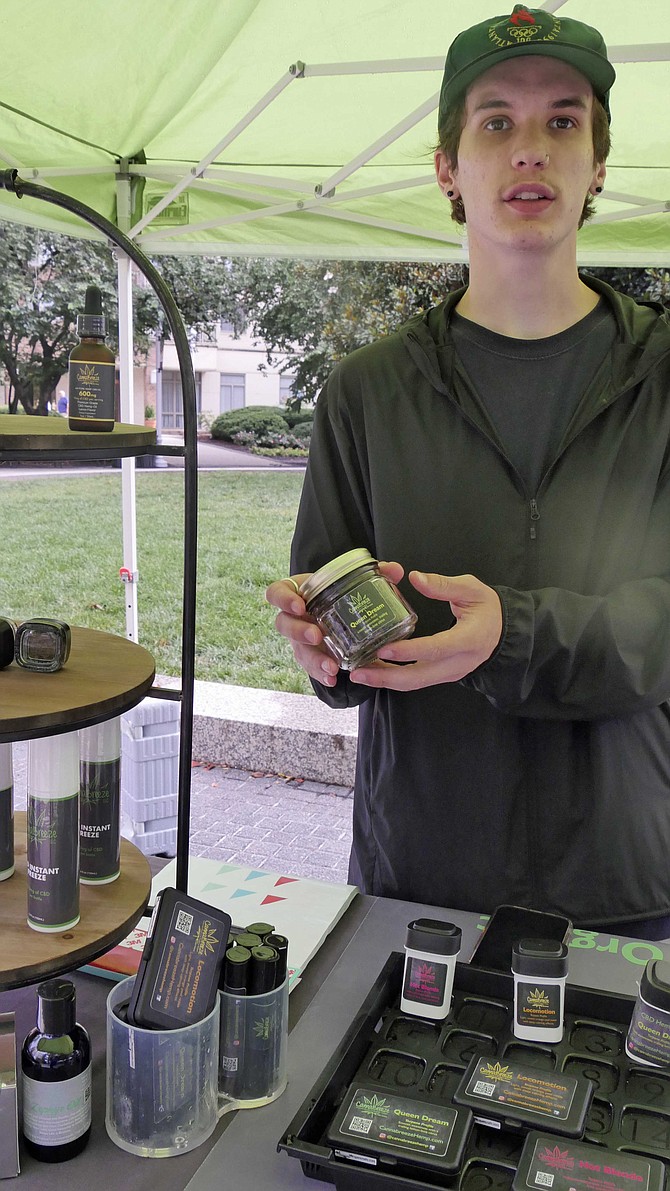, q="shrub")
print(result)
[283,408,314,429]
[291,422,312,443]
[210,405,289,441]
[253,445,309,458]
